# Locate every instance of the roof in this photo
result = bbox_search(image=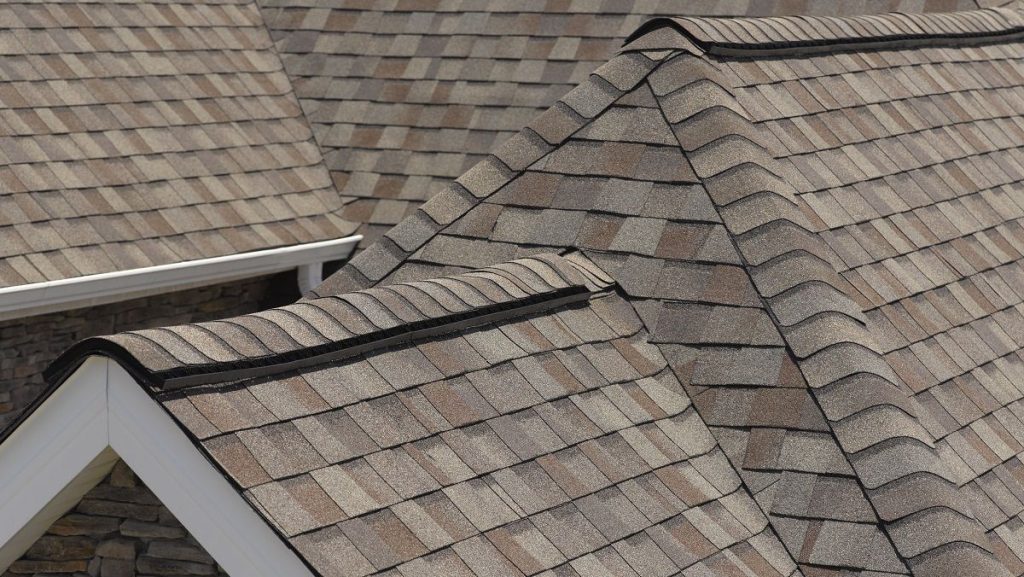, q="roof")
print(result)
[48,253,798,577]
[258,0,998,244]
[0,0,356,288]
[30,5,1024,577]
